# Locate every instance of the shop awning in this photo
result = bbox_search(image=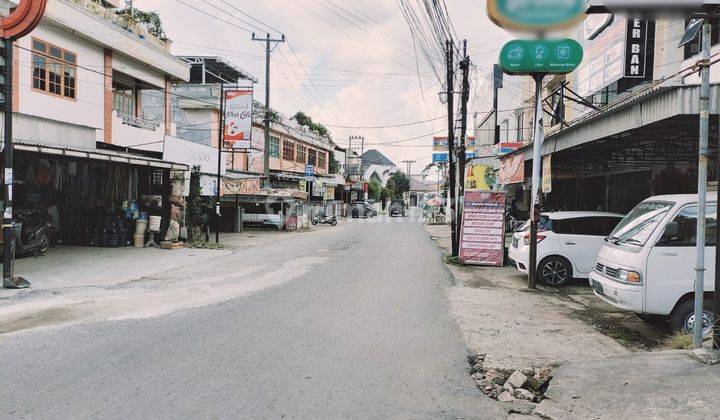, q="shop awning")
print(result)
[14,140,189,171]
